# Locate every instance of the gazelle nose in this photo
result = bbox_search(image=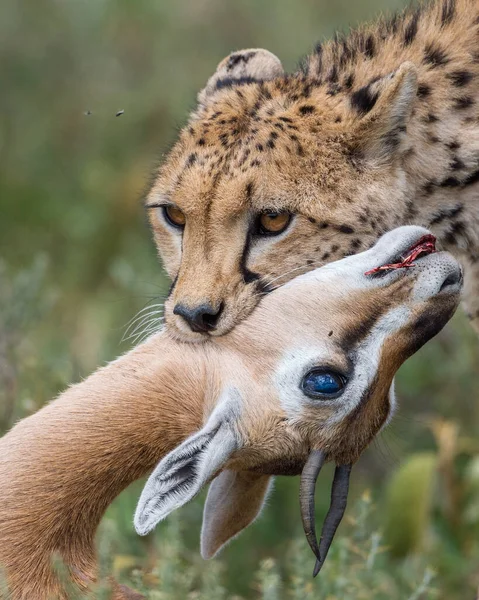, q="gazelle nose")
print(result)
[173,302,224,333]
